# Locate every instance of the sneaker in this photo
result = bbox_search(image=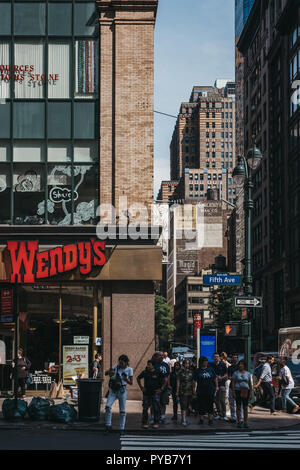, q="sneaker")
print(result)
[153,424,159,429]
[150,417,154,425]
[160,417,168,425]
[271,412,278,416]
[293,405,300,414]
[142,424,149,429]
[215,415,221,420]
[223,417,230,422]
[182,420,187,426]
